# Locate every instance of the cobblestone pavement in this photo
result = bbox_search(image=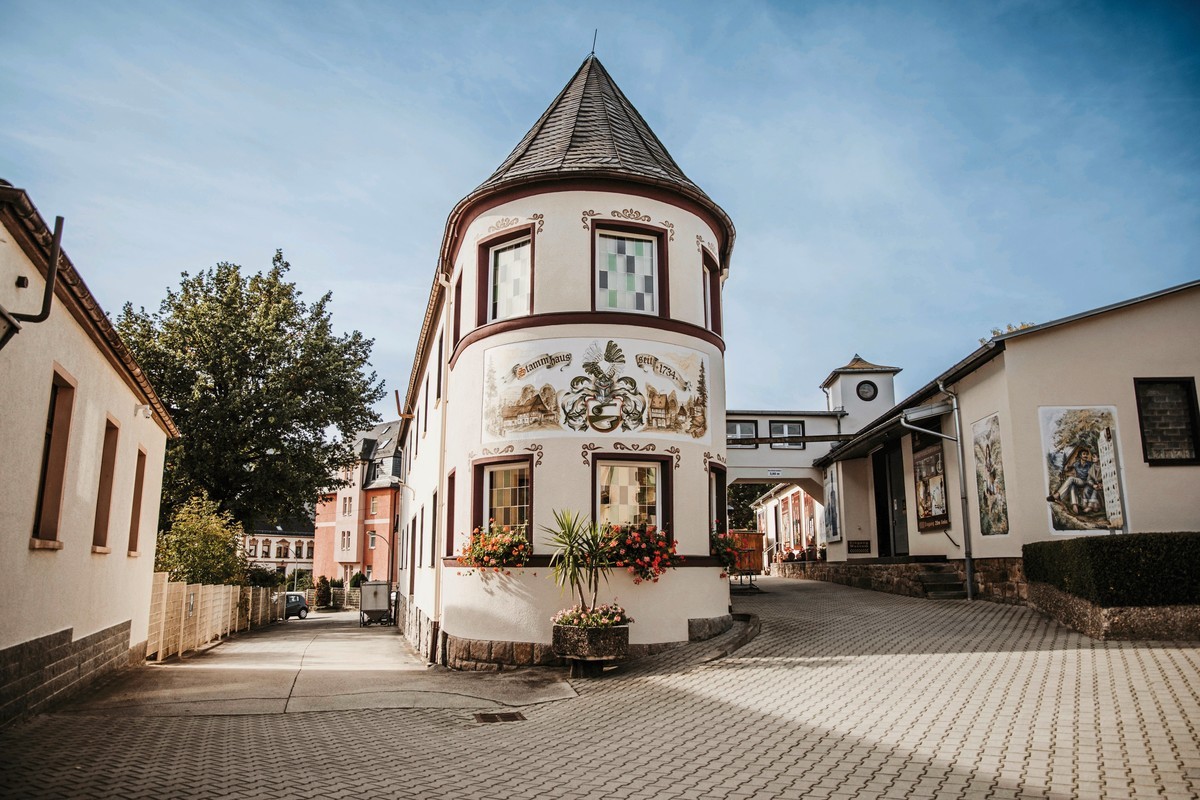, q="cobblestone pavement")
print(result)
[1,578,1197,799]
